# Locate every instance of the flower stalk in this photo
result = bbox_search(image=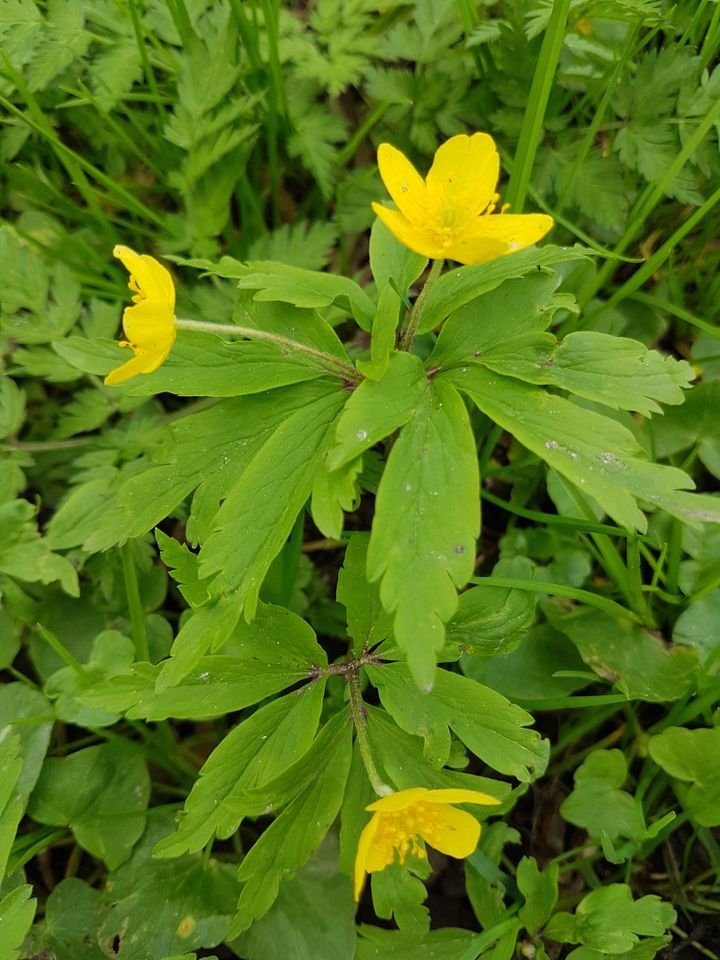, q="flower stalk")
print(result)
[346,668,393,798]
[174,318,362,385]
